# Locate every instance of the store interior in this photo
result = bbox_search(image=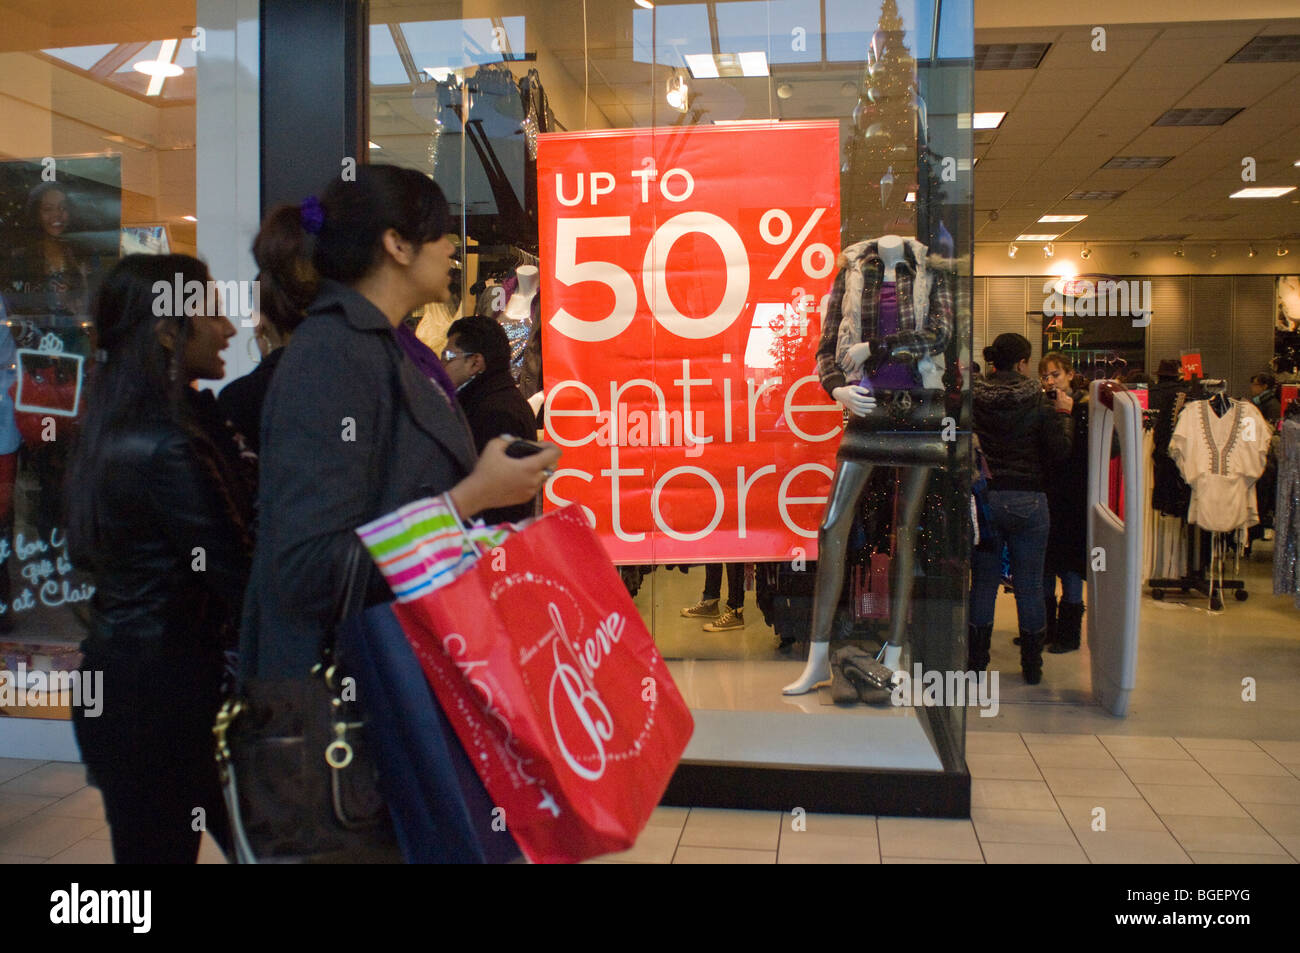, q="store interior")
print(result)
[1,1,1298,784]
